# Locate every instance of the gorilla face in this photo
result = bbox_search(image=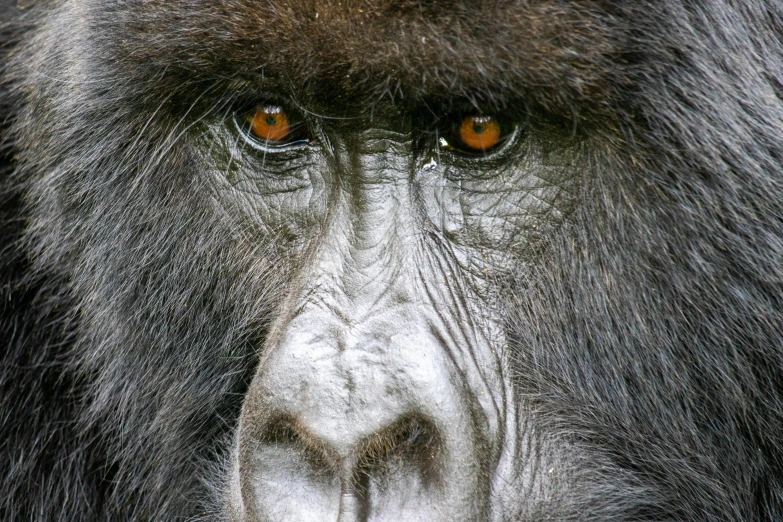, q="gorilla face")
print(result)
[193,26,589,517]
[215,101,582,519]
[2,0,783,521]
